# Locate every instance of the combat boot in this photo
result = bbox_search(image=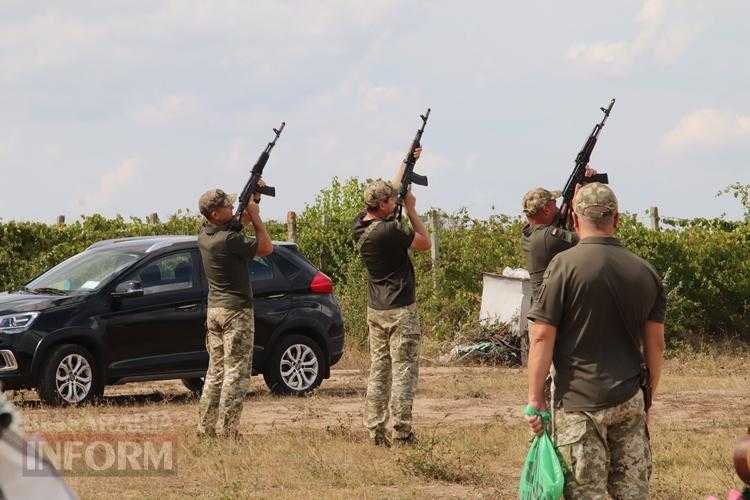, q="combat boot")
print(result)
[392,432,417,447]
[370,434,391,448]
